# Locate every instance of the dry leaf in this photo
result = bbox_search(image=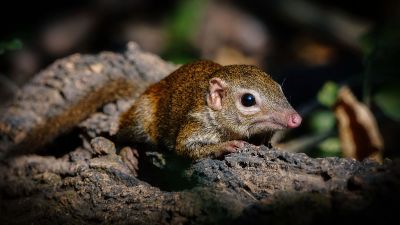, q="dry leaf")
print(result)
[334,86,384,162]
